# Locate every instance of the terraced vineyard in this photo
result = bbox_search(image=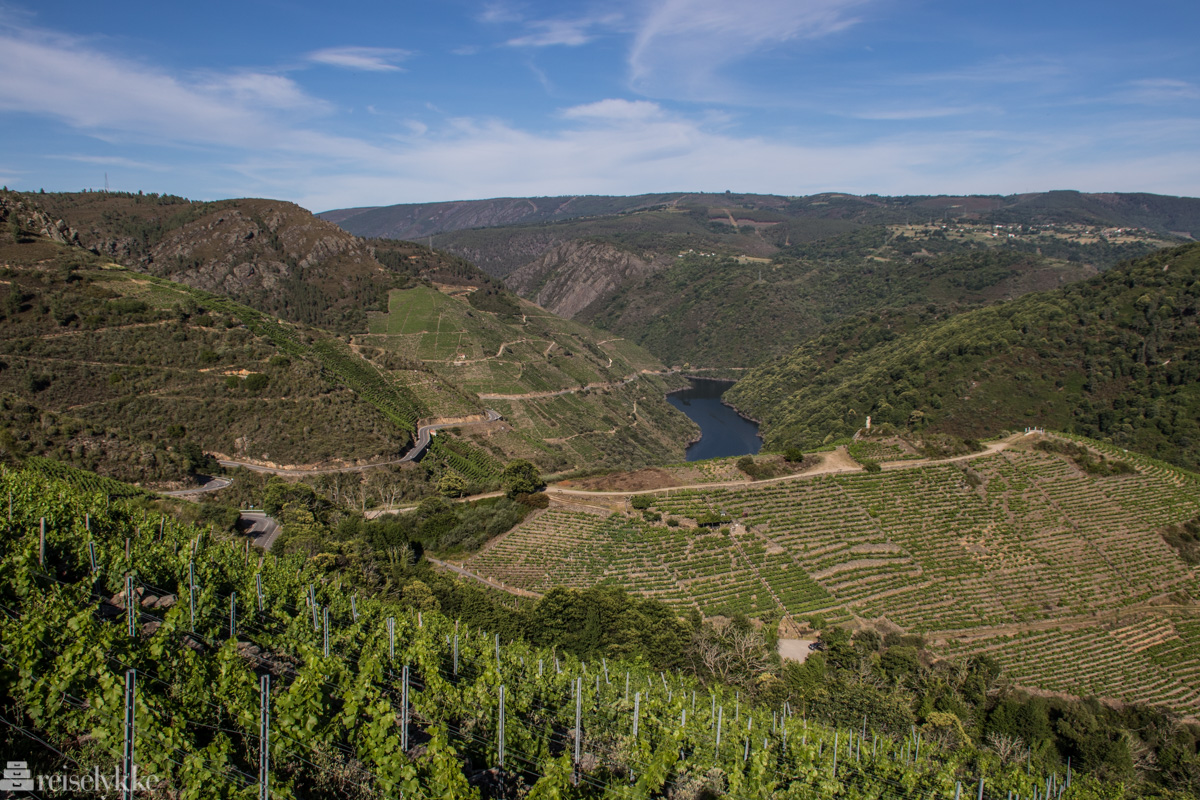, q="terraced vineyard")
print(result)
[465,508,839,621]
[938,612,1200,712]
[355,285,698,472]
[468,438,1200,712]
